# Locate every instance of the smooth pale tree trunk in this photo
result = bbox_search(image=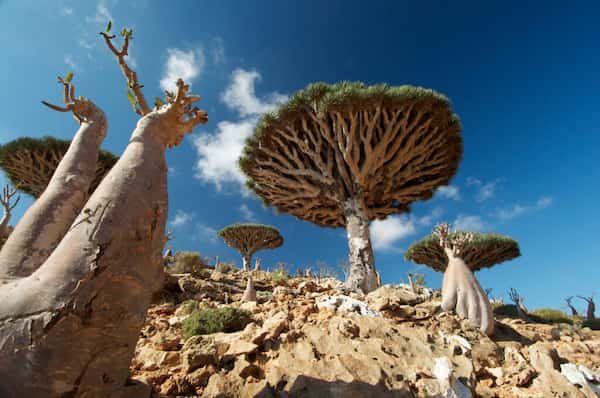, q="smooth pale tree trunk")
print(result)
[0,208,10,238]
[343,198,379,294]
[0,105,107,280]
[441,248,494,335]
[242,277,257,302]
[0,112,169,397]
[242,253,251,271]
